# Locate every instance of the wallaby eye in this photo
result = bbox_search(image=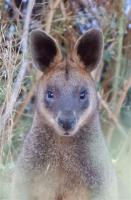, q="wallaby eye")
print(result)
[47,91,54,99]
[80,90,87,100]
